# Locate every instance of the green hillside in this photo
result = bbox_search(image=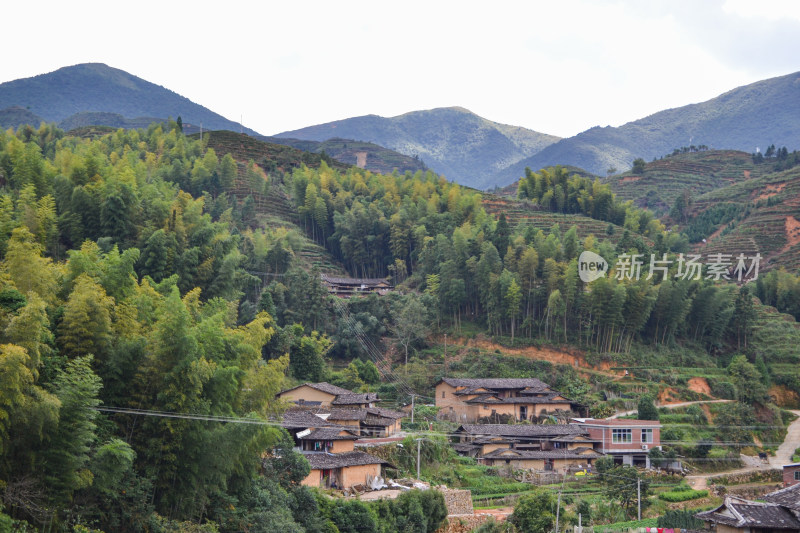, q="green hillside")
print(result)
[264,136,428,175]
[0,106,45,130]
[275,106,561,190]
[0,63,256,134]
[605,149,770,215]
